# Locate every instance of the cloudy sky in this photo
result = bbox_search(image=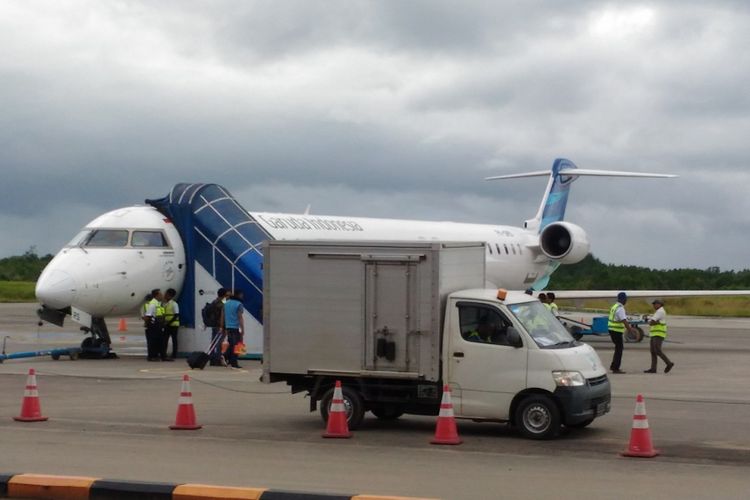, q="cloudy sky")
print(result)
[1,1,748,270]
